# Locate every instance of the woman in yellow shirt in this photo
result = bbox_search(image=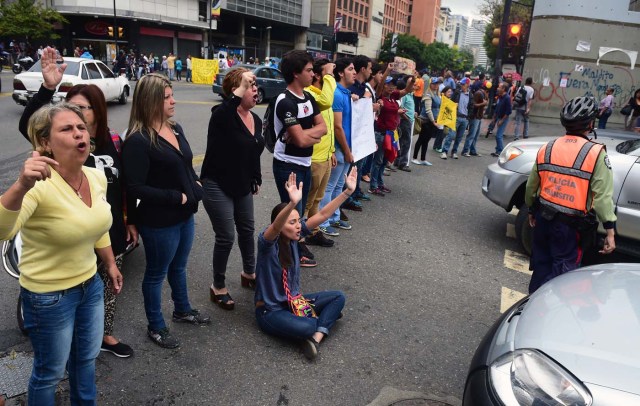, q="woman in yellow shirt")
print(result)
[0,103,122,406]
